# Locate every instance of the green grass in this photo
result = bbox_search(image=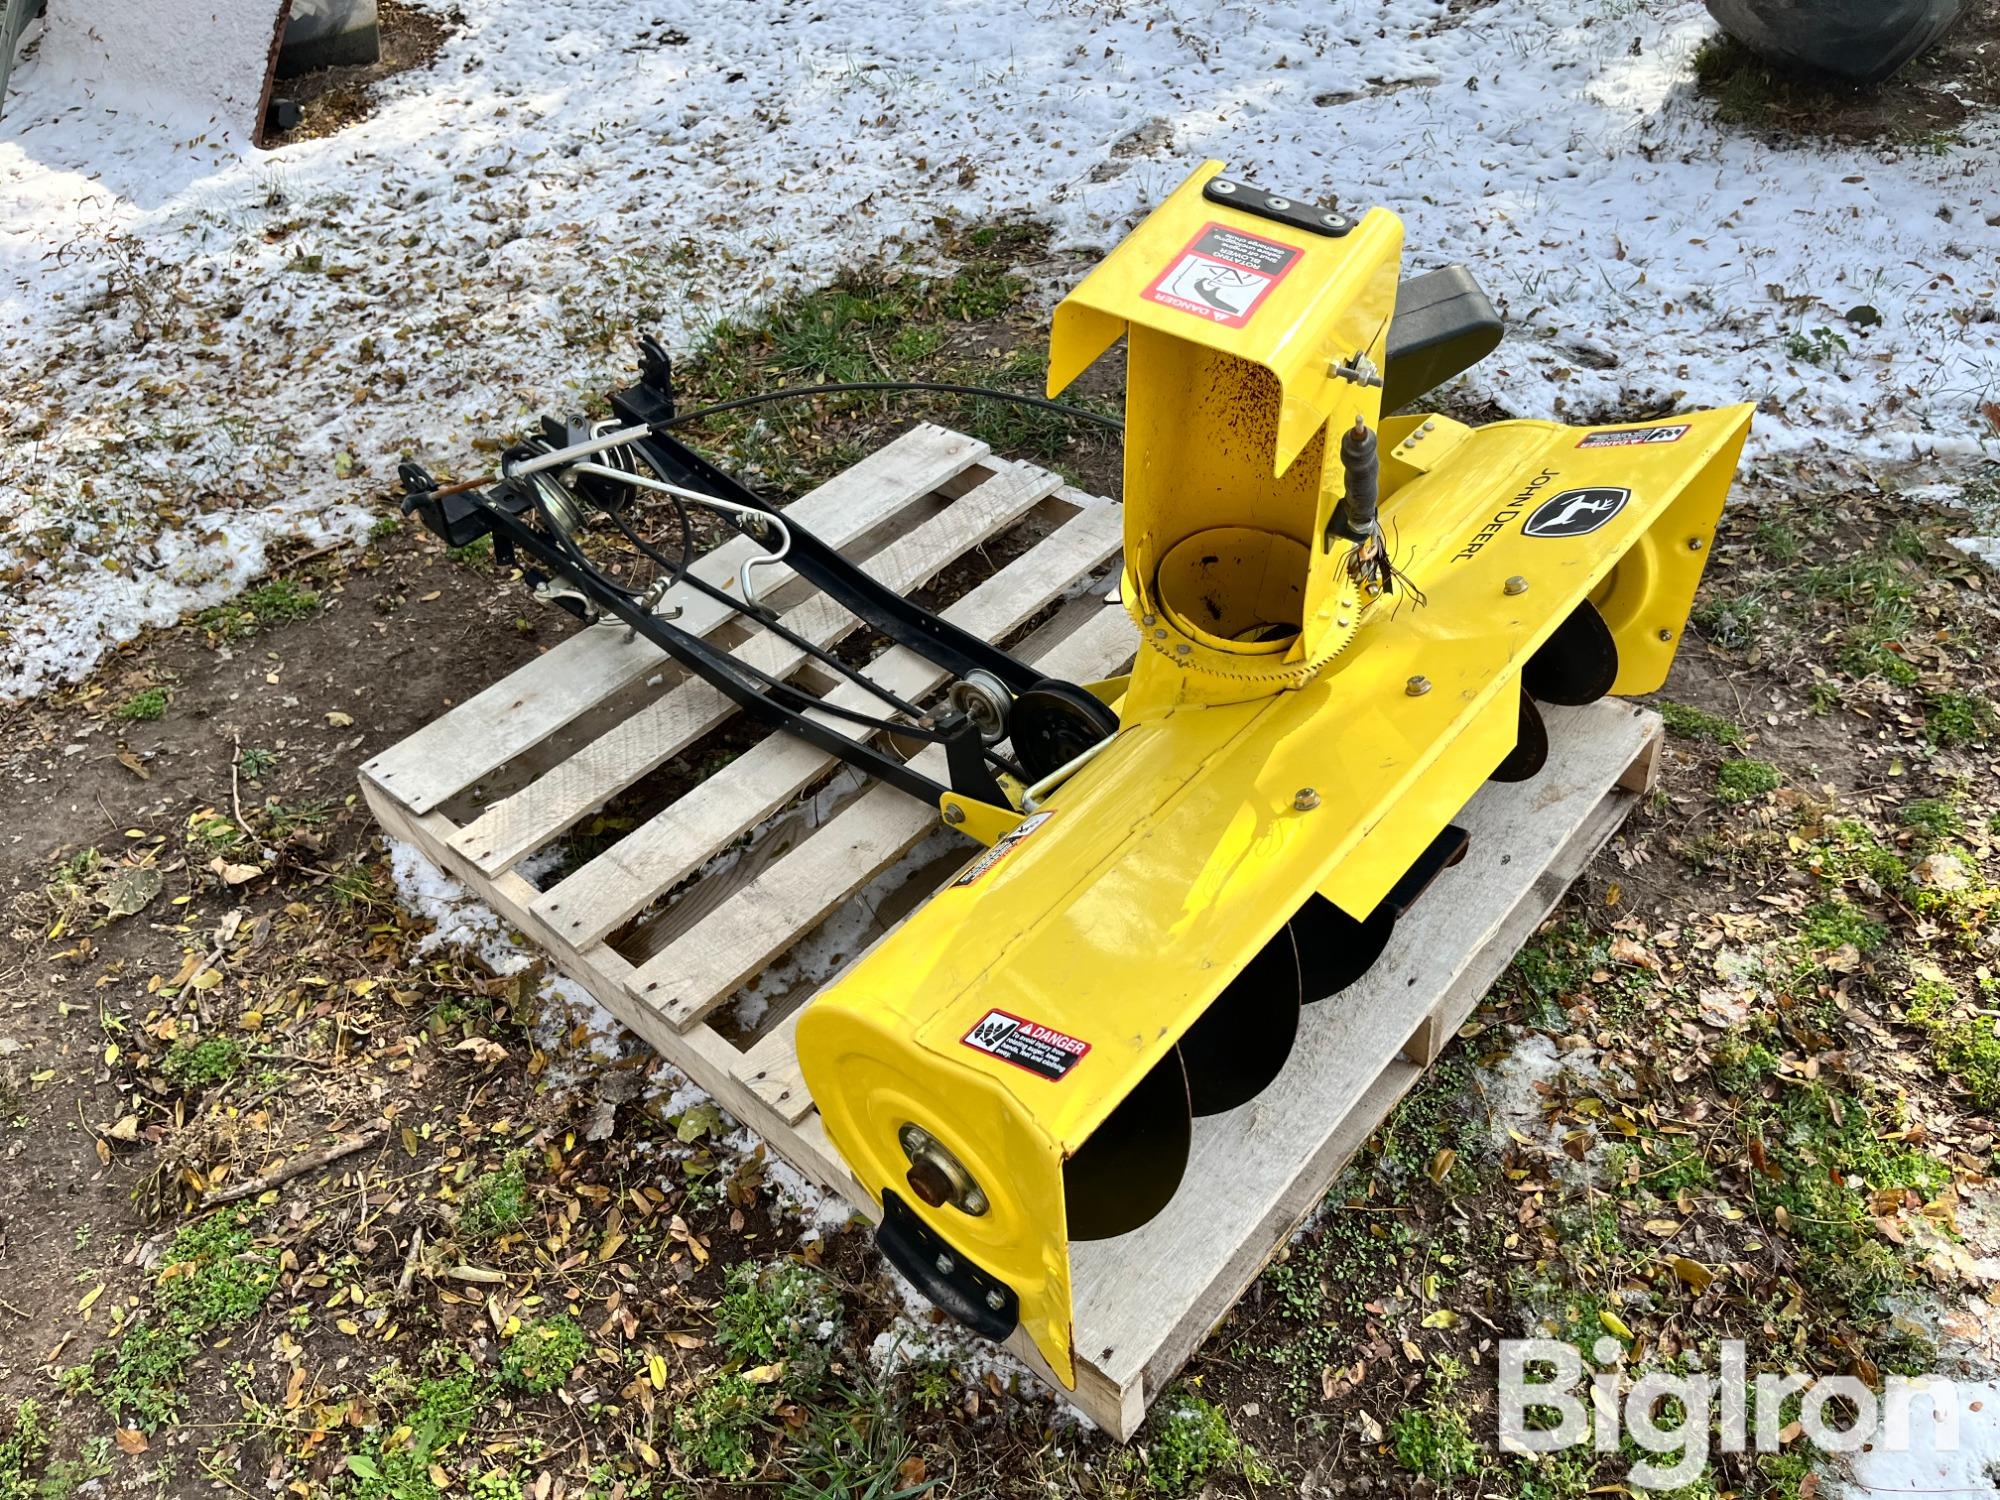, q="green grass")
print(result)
[499,1317,588,1394]
[347,1367,488,1500]
[1502,920,1596,1023]
[1923,689,1996,748]
[1144,1391,1248,1496]
[1657,700,1743,747]
[0,1400,110,1500]
[159,1036,244,1089]
[1783,326,1849,367]
[1690,593,1768,651]
[1906,974,2000,1114]
[1752,518,1805,565]
[457,1151,531,1240]
[193,578,319,641]
[669,1373,771,1480]
[714,1260,840,1368]
[1389,1358,1481,1482]
[1799,898,1887,955]
[1744,1080,1945,1320]
[1900,797,1963,842]
[115,688,167,721]
[90,1213,278,1429]
[776,1381,925,1500]
[1690,30,1870,134]
[672,220,1117,494]
[1715,758,1780,804]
